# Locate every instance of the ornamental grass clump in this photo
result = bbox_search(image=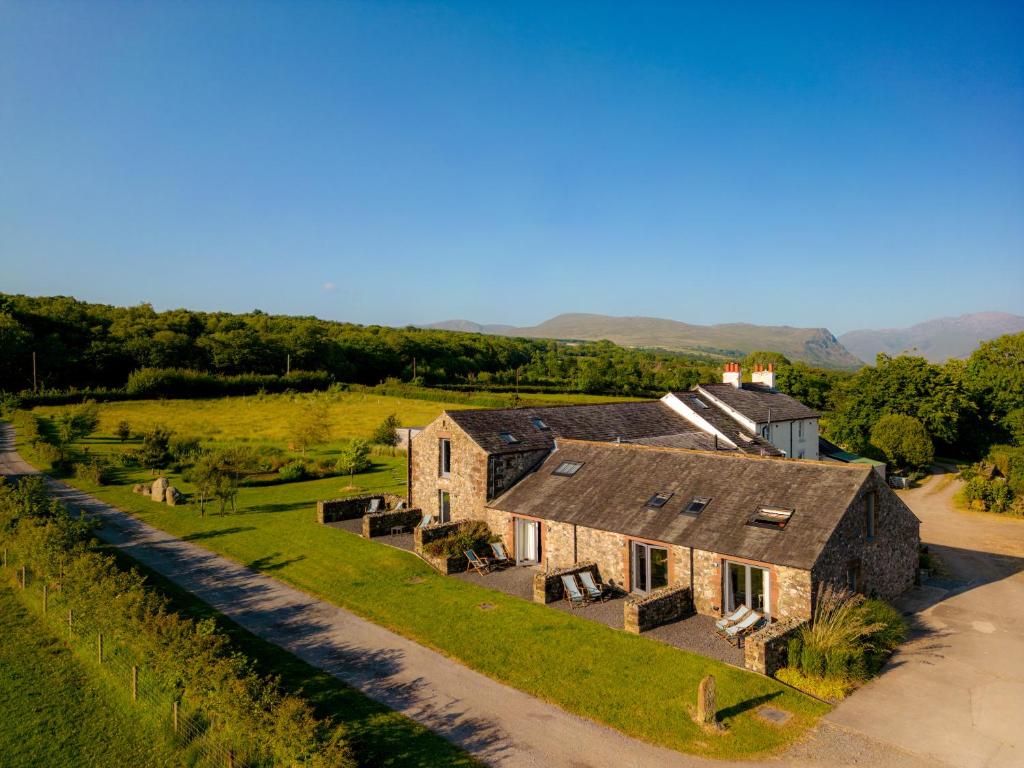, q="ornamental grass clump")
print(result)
[791,585,906,684]
[422,521,494,559]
